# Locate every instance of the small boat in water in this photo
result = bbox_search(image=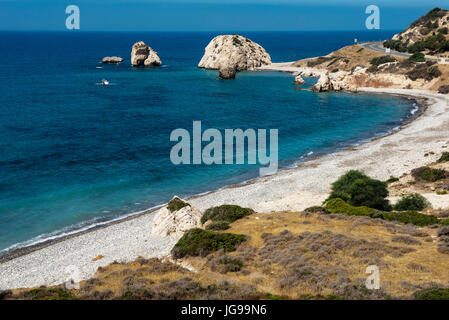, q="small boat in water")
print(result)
[101,79,109,85]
